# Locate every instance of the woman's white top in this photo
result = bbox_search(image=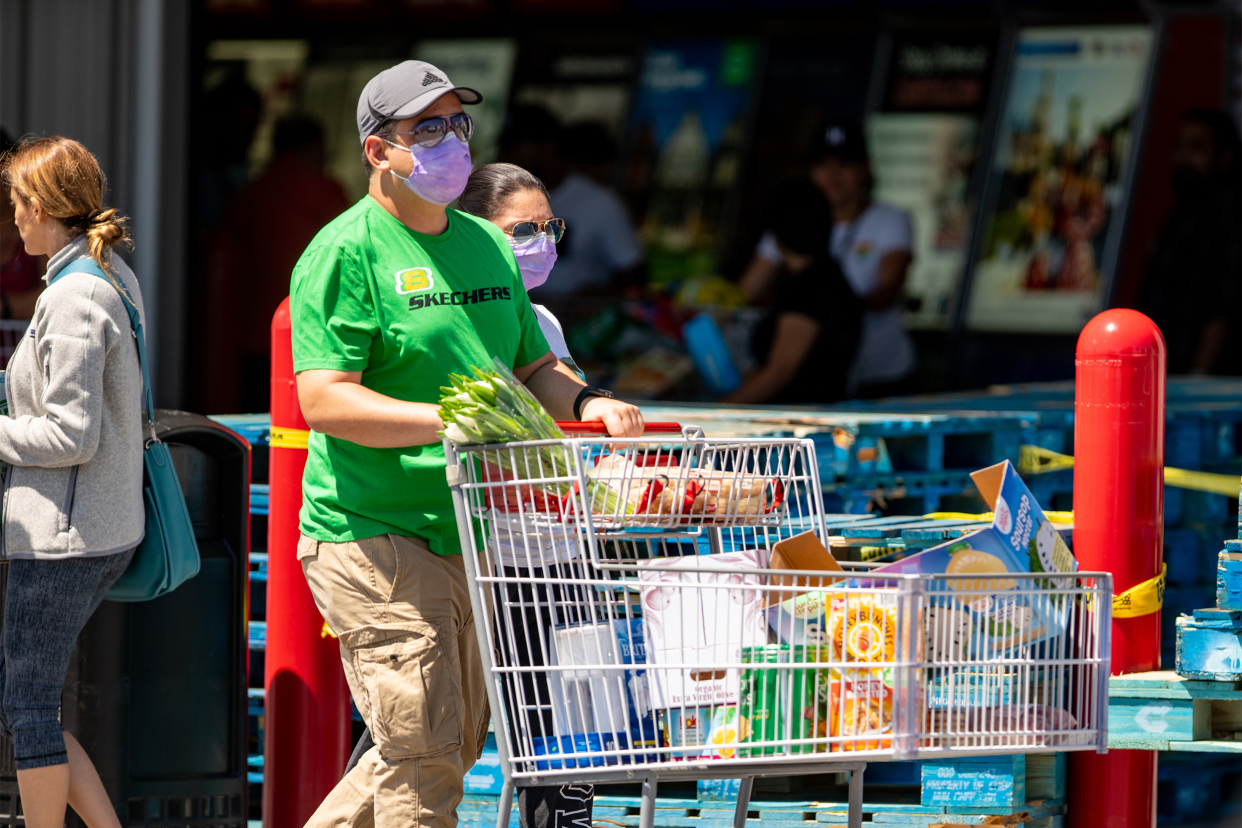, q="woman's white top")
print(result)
[532,303,585,379]
[756,200,917,389]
